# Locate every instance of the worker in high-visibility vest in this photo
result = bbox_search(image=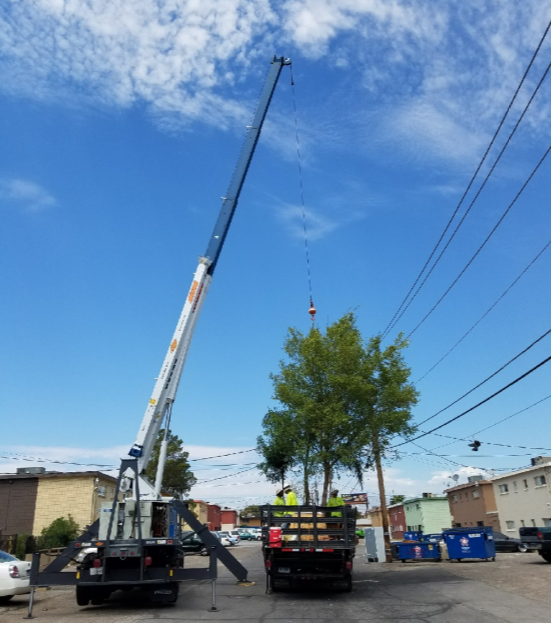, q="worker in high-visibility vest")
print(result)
[272,488,286,517]
[284,485,298,507]
[327,488,345,517]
